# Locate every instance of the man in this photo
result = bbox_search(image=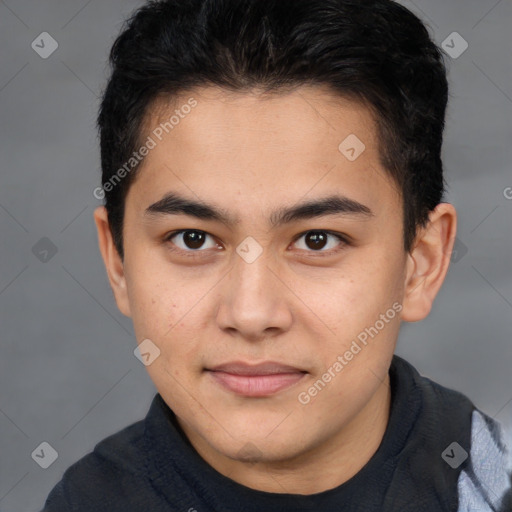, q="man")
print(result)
[43,0,511,510]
